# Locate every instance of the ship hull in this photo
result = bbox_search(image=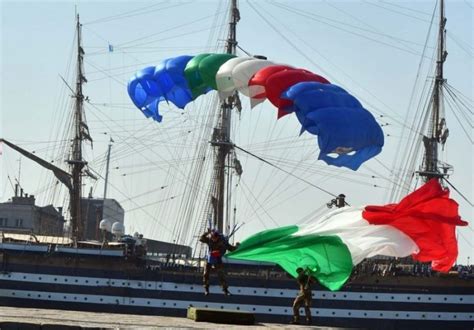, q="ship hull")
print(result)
[0,249,473,329]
